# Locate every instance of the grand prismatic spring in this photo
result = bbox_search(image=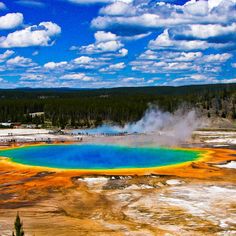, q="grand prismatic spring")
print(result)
[0,144,202,170]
